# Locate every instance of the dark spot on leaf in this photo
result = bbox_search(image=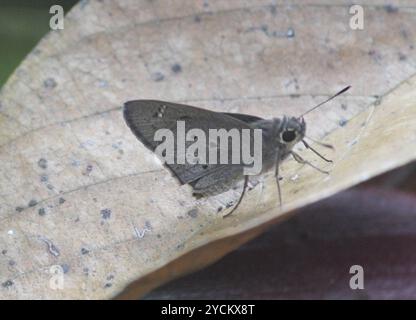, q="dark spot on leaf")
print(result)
[59,197,66,204]
[217,206,223,212]
[187,208,198,218]
[43,78,57,89]
[398,52,407,61]
[1,250,6,255]
[61,264,70,274]
[171,63,182,74]
[40,174,48,182]
[38,208,46,216]
[151,72,165,82]
[339,119,348,127]
[400,29,409,39]
[38,158,48,169]
[145,221,152,229]
[341,103,348,110]
[28,199,38,207]
[8,260,15,266]
[202,164,208,169]
[157,234,161,239]
[2,280,13,288]
[104,283,112,288]
[83,164,93,175]
[15,206,24,212]
[368,49,383,62]
[384,4,398,13]
[100,208,111,219]
[49,243,60,257]
[81,248,89,255]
